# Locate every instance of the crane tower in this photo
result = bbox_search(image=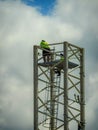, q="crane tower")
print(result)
[33,41,85,130]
